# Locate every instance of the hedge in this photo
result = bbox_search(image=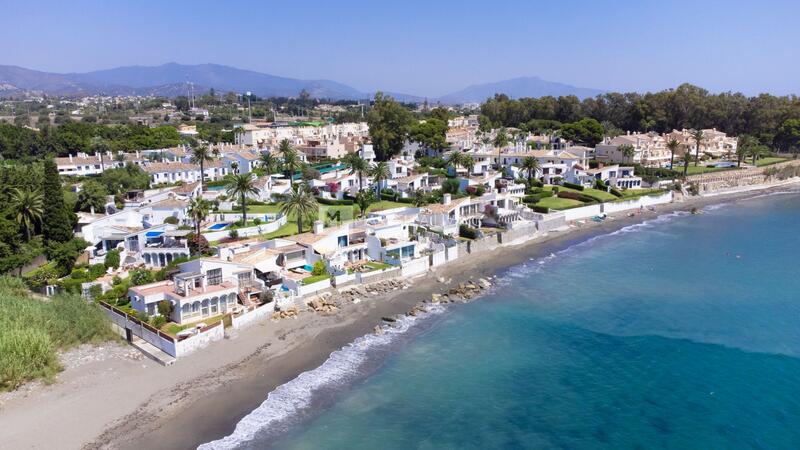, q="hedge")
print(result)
[531,205,549,214]
[315,197,354,206]
[459,224,478,239]
[529,180,544,188]
[557,191,597,203]
[609,188,623,197]
[562,182,584,191]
